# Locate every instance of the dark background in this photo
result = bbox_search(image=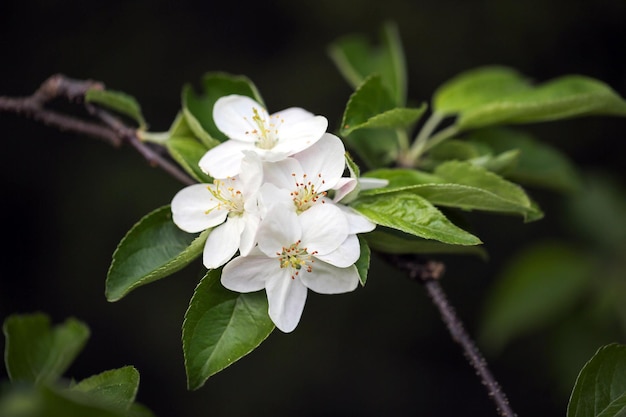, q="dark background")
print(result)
[1,0,625,416]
